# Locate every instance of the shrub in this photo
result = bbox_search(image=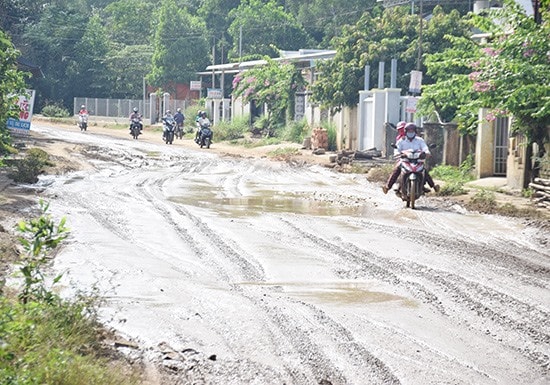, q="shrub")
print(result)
[320,121,337,151]
[466,189,497,213]
[282,118,309,144]
[215,115,250,141]
[9,148,54,183]
[41,104,70,118]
